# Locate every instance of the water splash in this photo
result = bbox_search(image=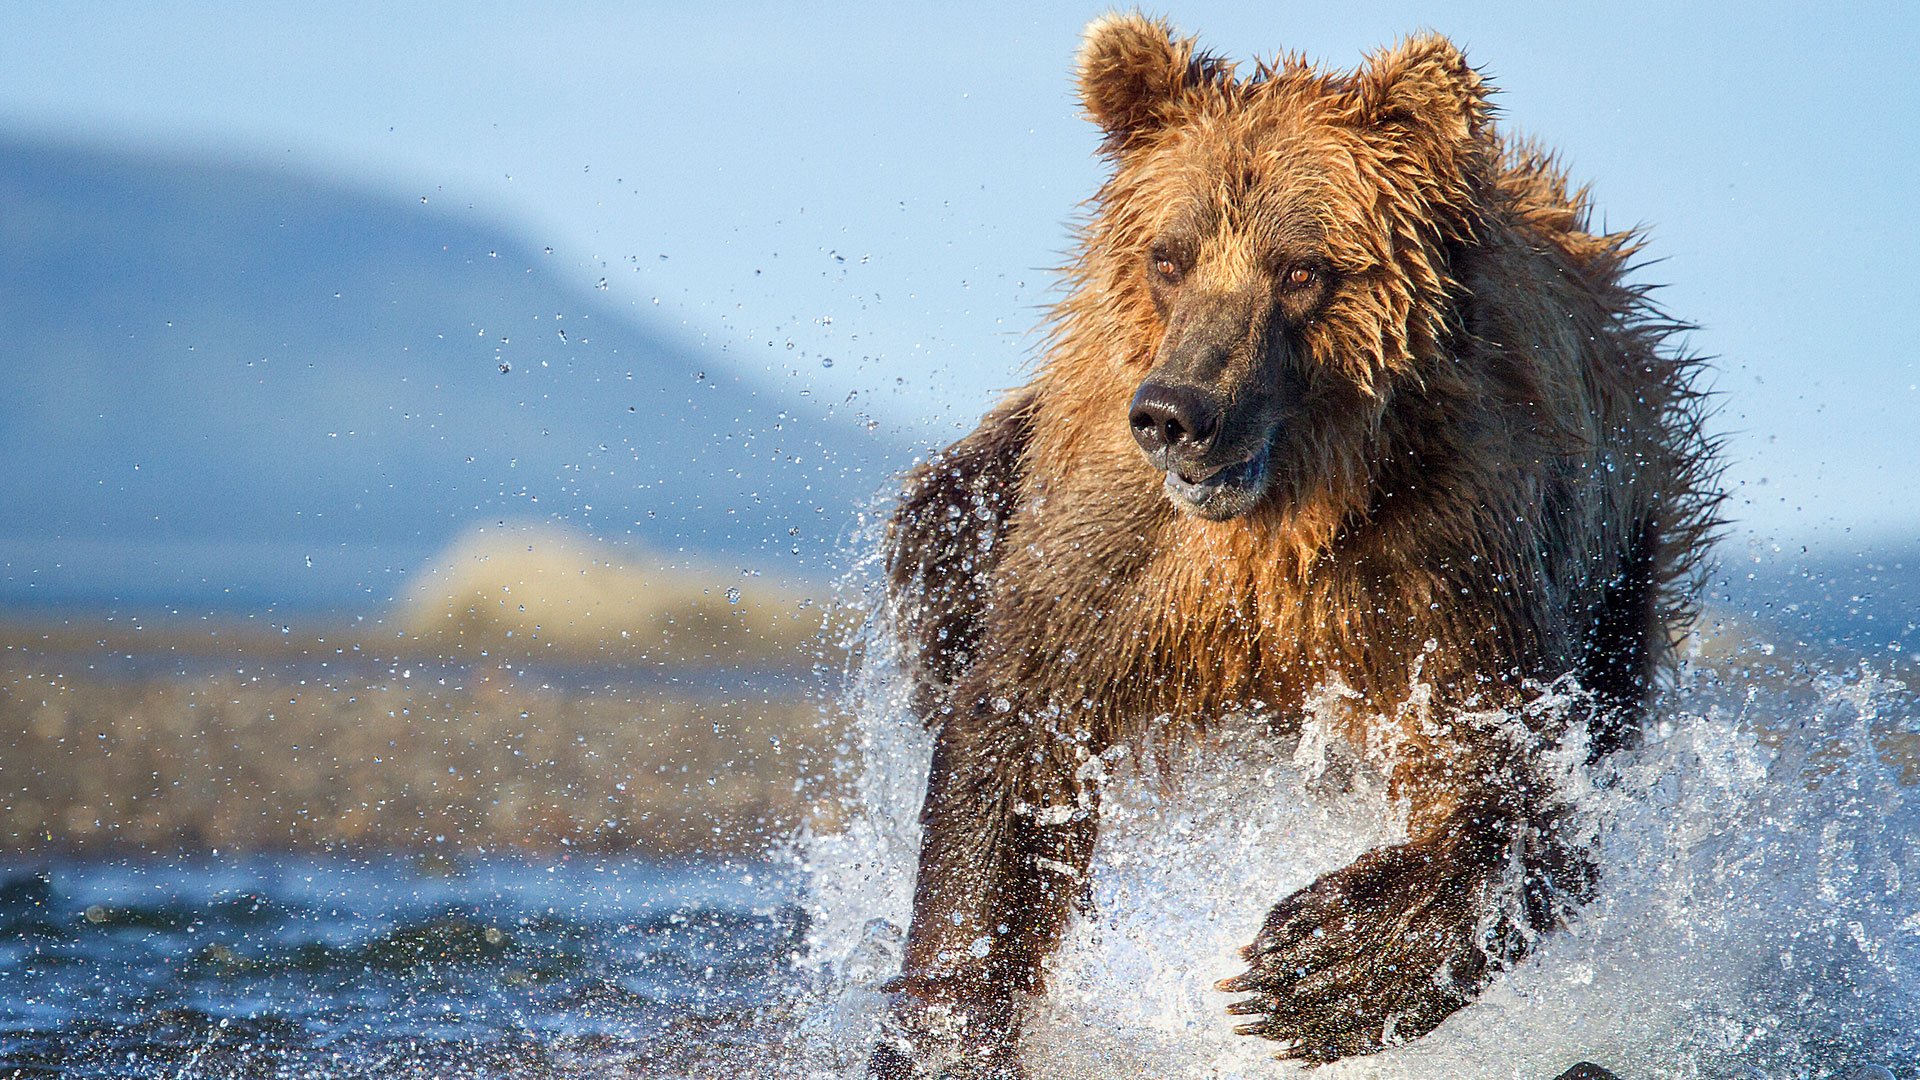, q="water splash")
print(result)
[799,612,1920,1078]
[791,596,933,1075]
